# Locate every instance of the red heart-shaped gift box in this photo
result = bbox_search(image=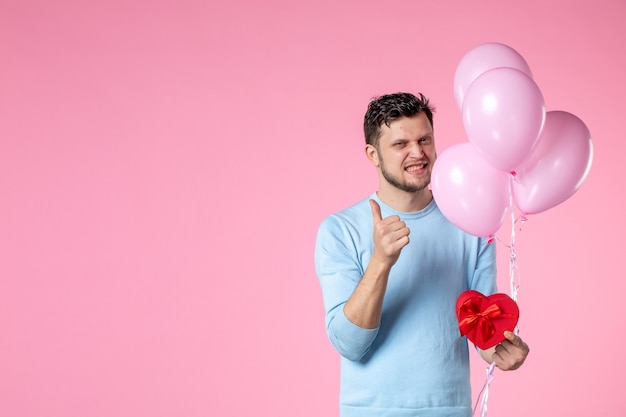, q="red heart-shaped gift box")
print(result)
[455,290,519,350]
